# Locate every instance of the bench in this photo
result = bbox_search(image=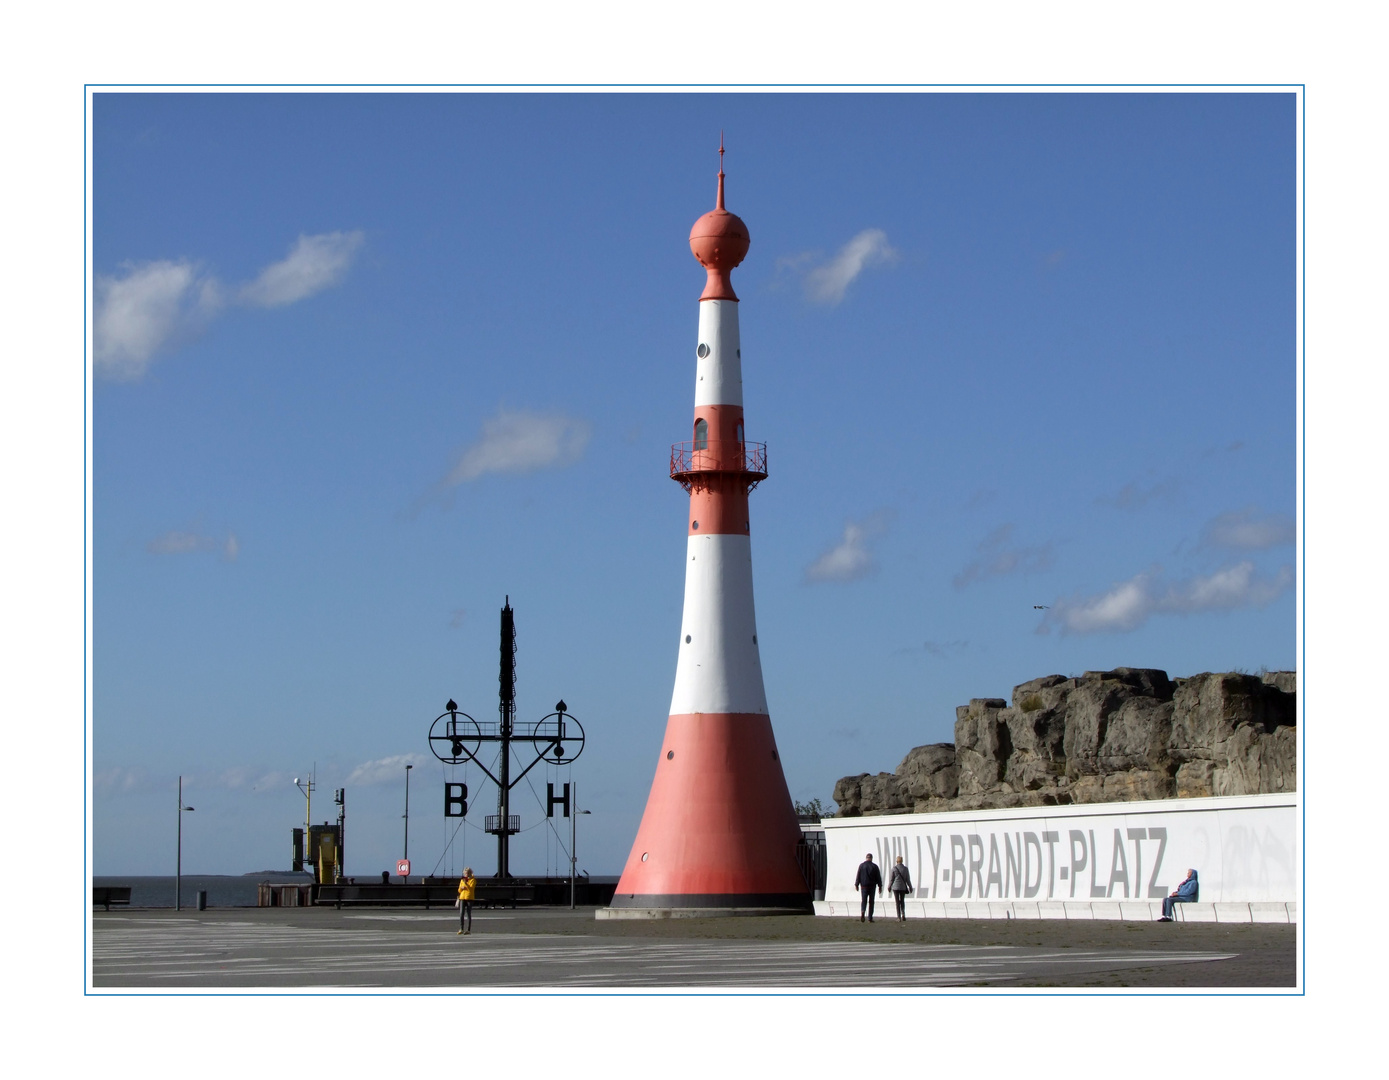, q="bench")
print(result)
[93,886,132,911]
